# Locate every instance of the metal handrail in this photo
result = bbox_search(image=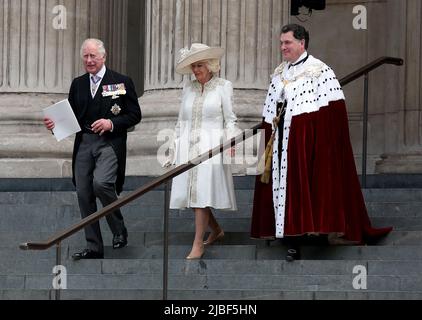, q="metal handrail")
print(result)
[19,125,261,251]
[339,56,403,86]
[19,56,403,300]
[337,56,403,187]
